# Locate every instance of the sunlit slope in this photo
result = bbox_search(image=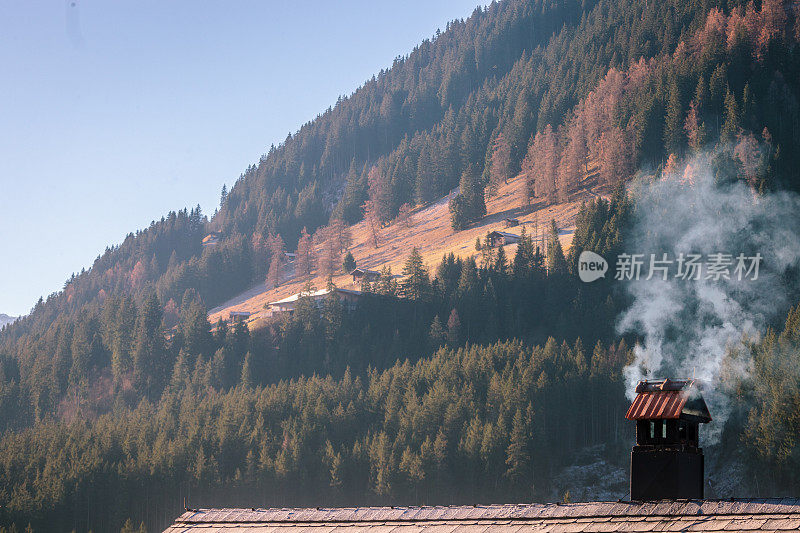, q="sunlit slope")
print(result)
[209,171,606,325]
